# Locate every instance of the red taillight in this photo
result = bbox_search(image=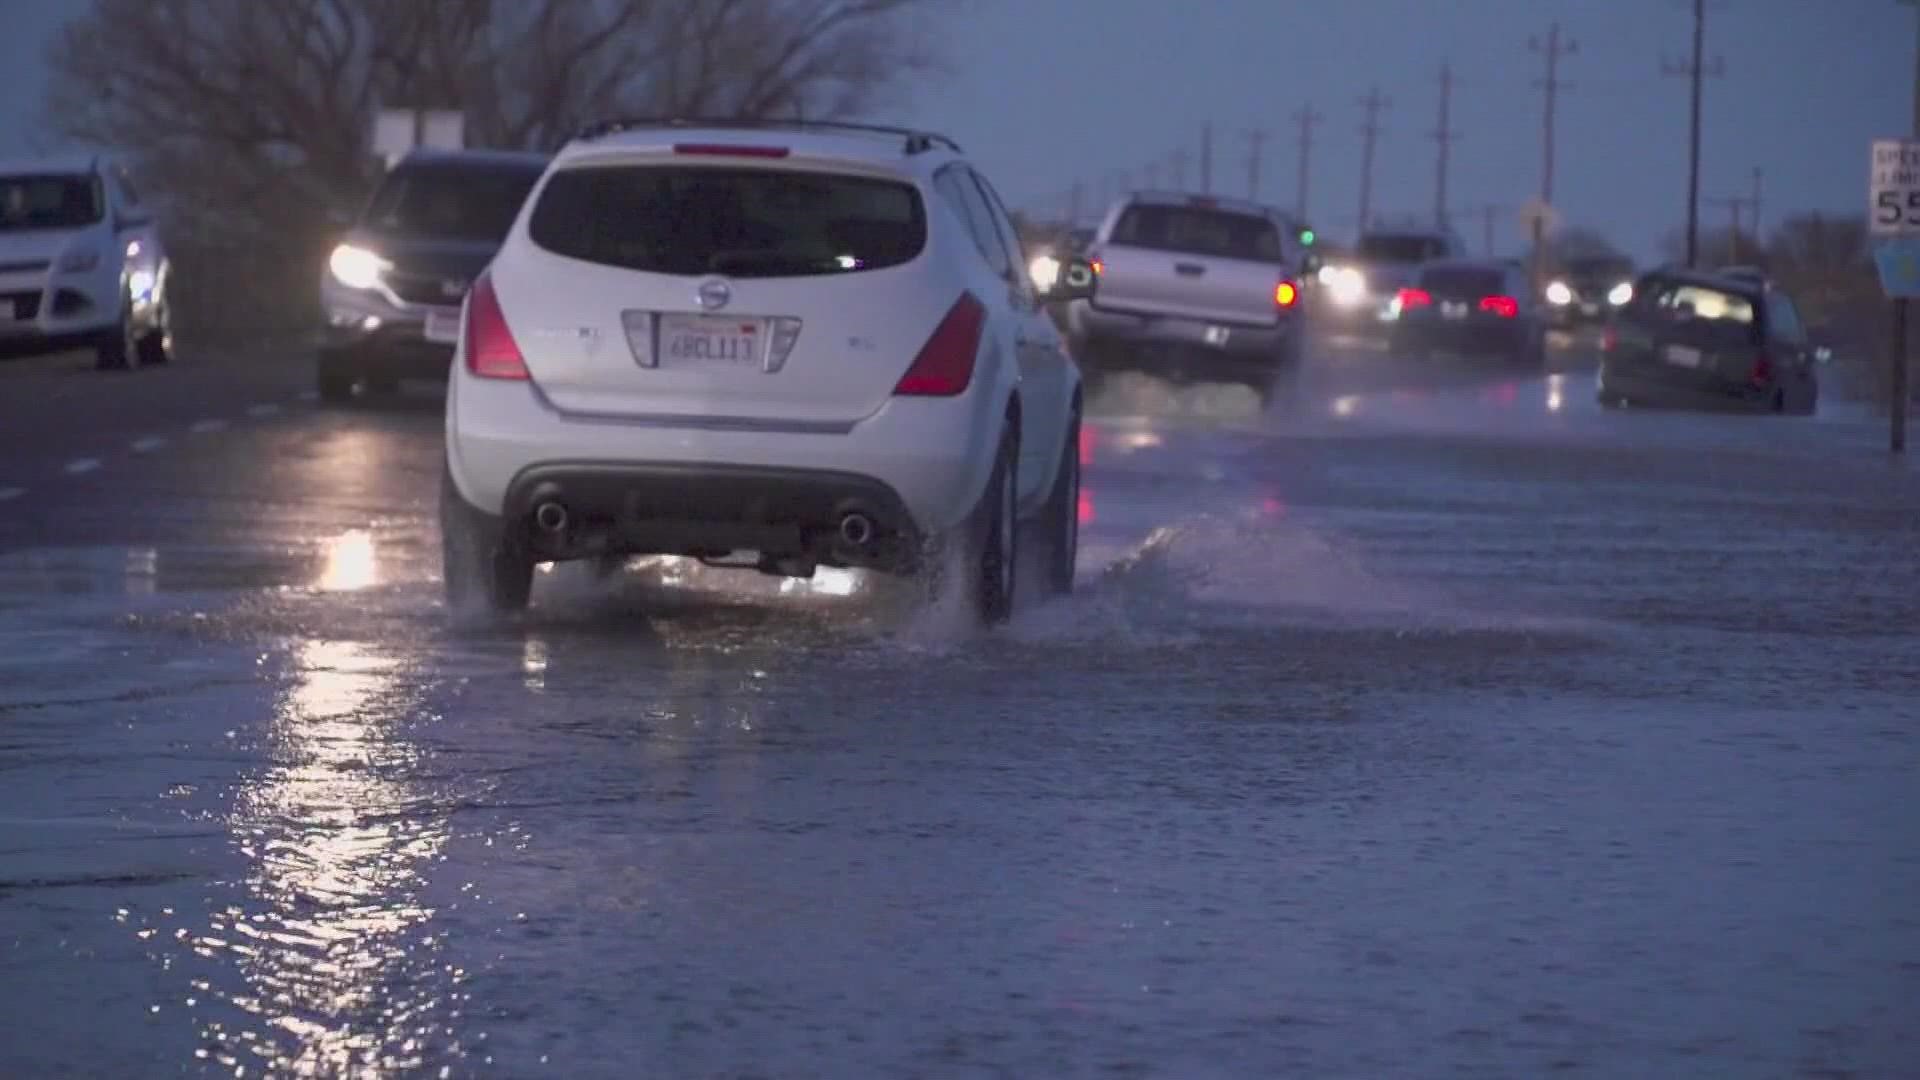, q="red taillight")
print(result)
[1090,258,1105,276]
[1479,295,1520,319]
[465,271,529,380]
[1750,353,1774,385]
[1274,280,1299,307]
[672,143,790,158]
[894,293,986,396]
[1600,326,1619,352]
[1396,287,1432,309]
